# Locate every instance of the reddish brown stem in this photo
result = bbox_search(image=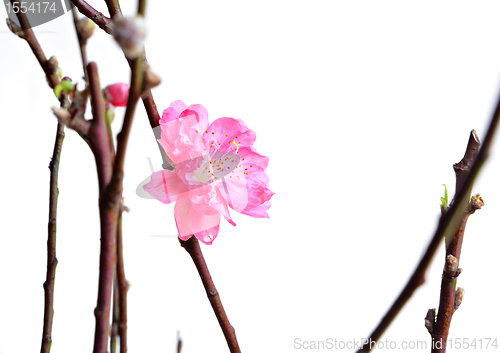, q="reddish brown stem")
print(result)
[431,215,469,353]
[431,131,481,353]
[71,8,89,82]
[104,0,122,18]
[40,96,66,353]
[88,62,114,190]
[113,57,142,176]
[94,49,141,353]
[180,237,241,353]
[11,1,60,89]
[69,0,113,34]
[116,207,128,353]
[110,276,119,353]
[87,62,119,353]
